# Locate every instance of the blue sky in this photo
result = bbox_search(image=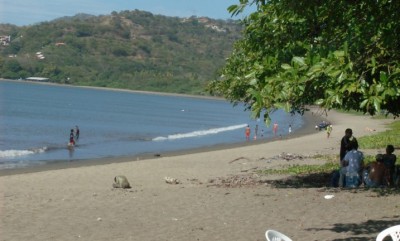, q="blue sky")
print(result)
[0,0,255,26]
